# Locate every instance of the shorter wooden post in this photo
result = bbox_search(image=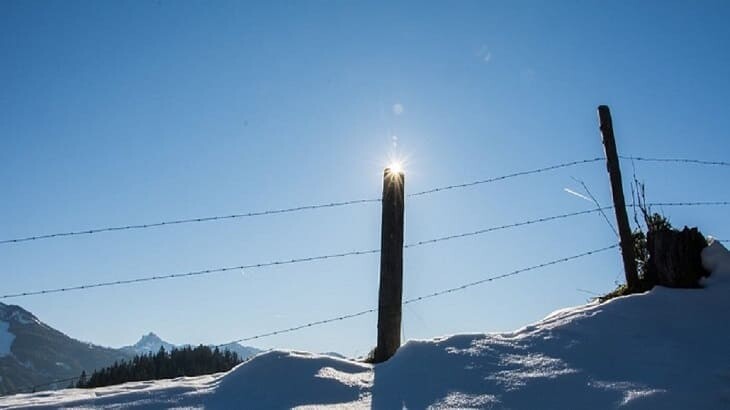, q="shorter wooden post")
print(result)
[374,167,405,363]
[598,105,640,289]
